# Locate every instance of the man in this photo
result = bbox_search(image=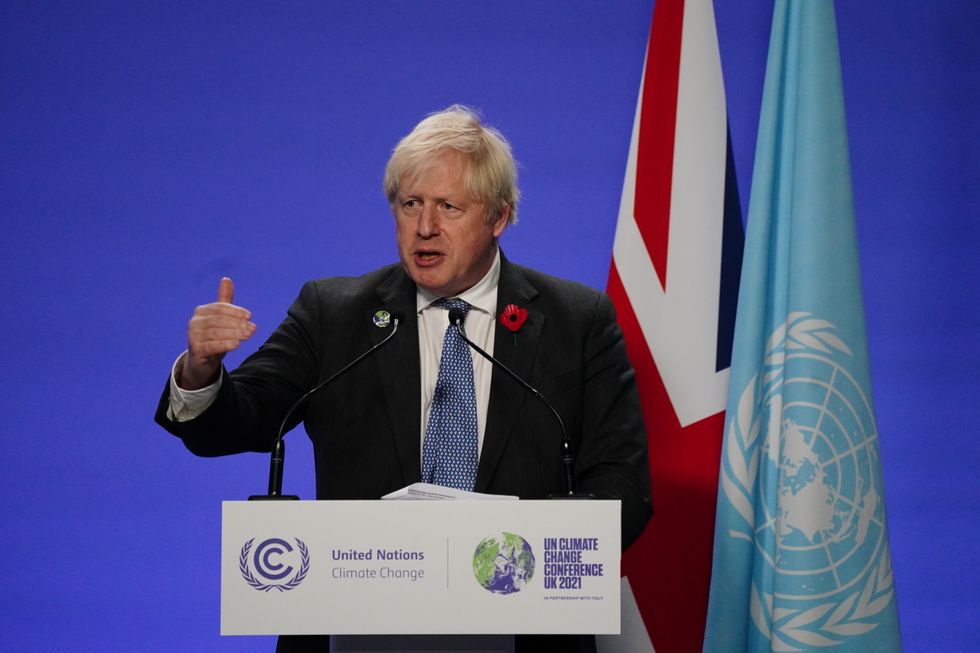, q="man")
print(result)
[156,105,652,652]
